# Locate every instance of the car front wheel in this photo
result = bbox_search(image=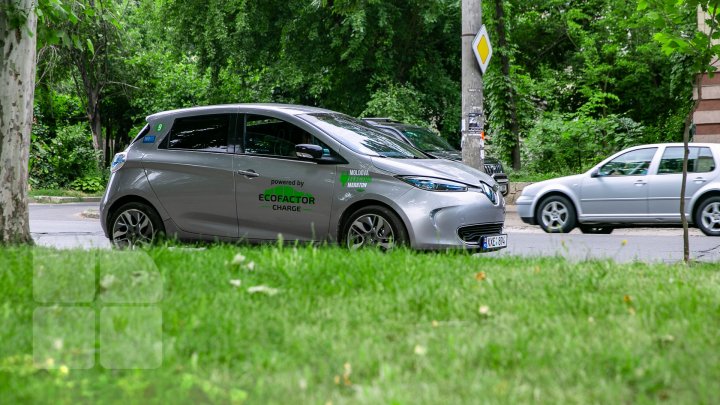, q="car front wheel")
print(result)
[696,196,720,236]
[110,202,164,248]
[342,205,408,251]
[536,196,577,233]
